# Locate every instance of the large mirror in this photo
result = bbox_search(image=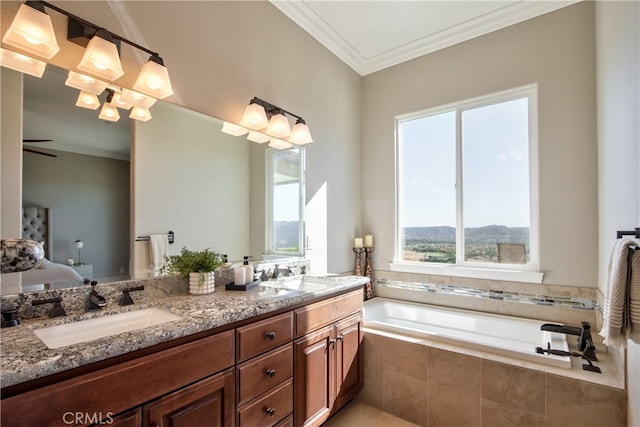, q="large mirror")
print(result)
[0,65,305,295]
